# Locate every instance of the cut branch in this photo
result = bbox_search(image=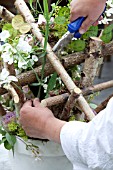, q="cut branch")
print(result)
[41,93,69,107]
[0,5,14,22]
[15,0,95,121]
[3,84,19,104]
[6,62,24,107]
[95,94,113,113]
[60,88,82,121]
